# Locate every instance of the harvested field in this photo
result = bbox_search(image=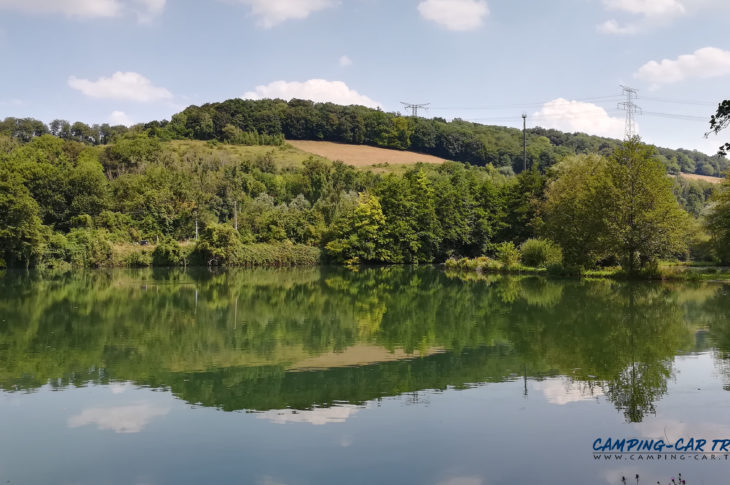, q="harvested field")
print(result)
[679,172,724,184]
[287,140,446,167]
